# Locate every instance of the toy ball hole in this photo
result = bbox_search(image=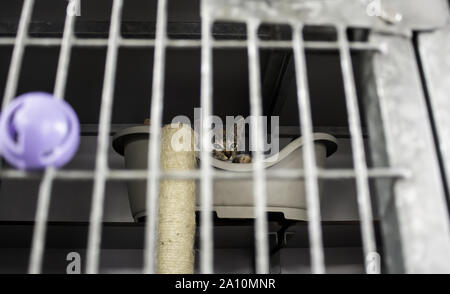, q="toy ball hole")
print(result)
[213,143,223,150]
[7,106,23,144]
[41,149,55,158]
[12,129,19,143]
